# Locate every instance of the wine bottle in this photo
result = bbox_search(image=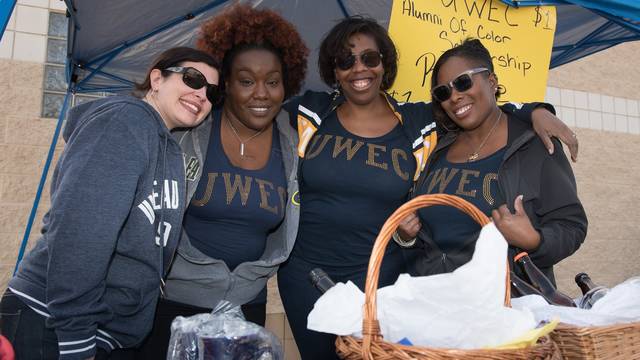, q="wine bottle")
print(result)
[575,272,609,309]
[510,271,545,299]
[514,252,576,307]
[309,268,336,294]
